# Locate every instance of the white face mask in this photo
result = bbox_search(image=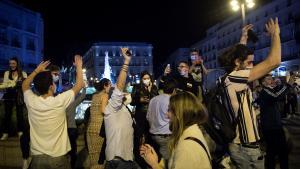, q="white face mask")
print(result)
[52,75,59,83]
[124,94,132,105]
[143,79,150,86]
[180,69,189,77]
